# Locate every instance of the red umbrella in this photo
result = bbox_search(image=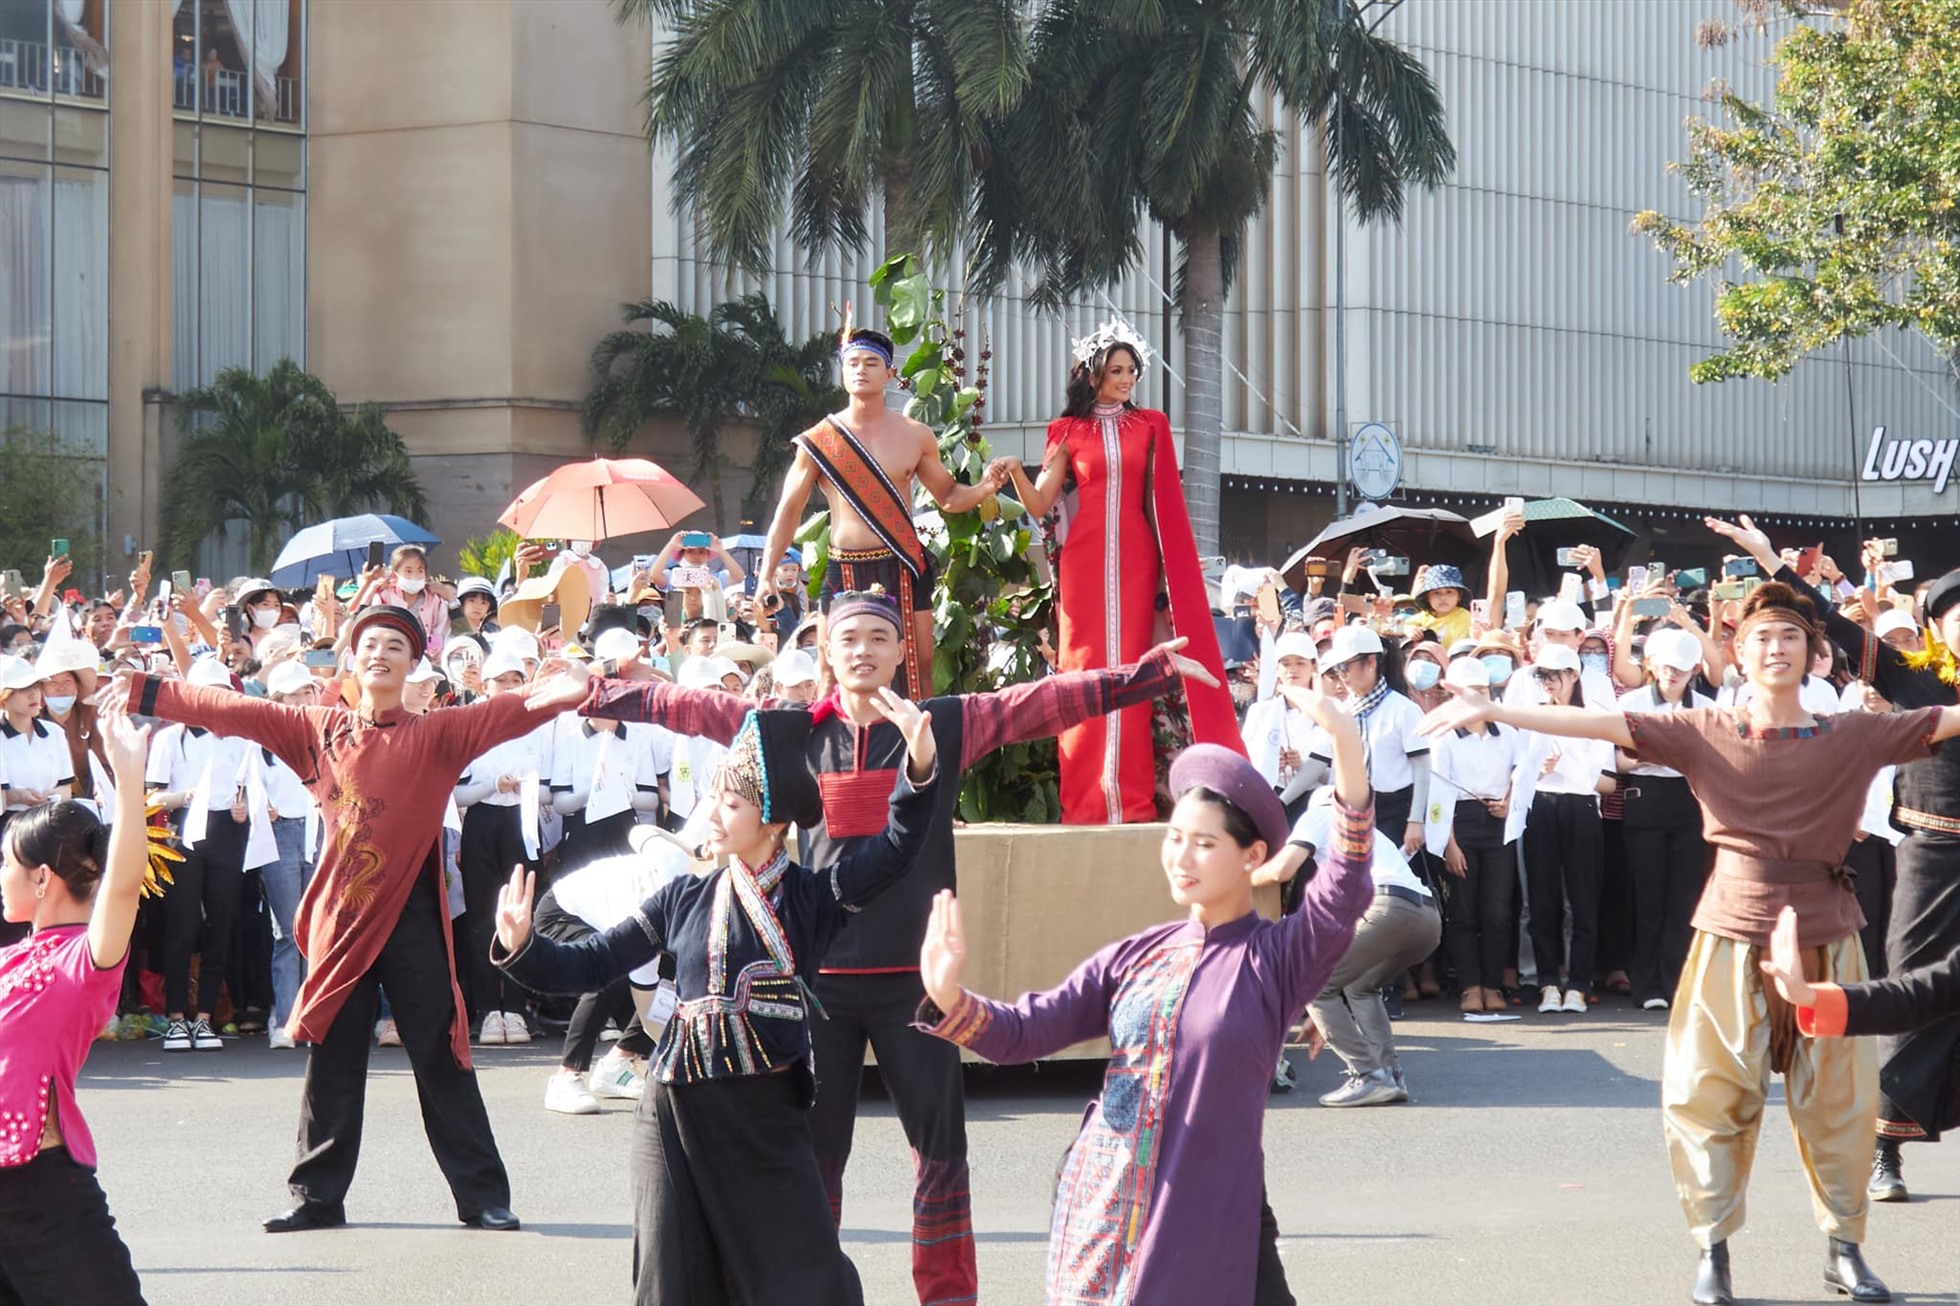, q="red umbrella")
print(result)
[498,457,705,541]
